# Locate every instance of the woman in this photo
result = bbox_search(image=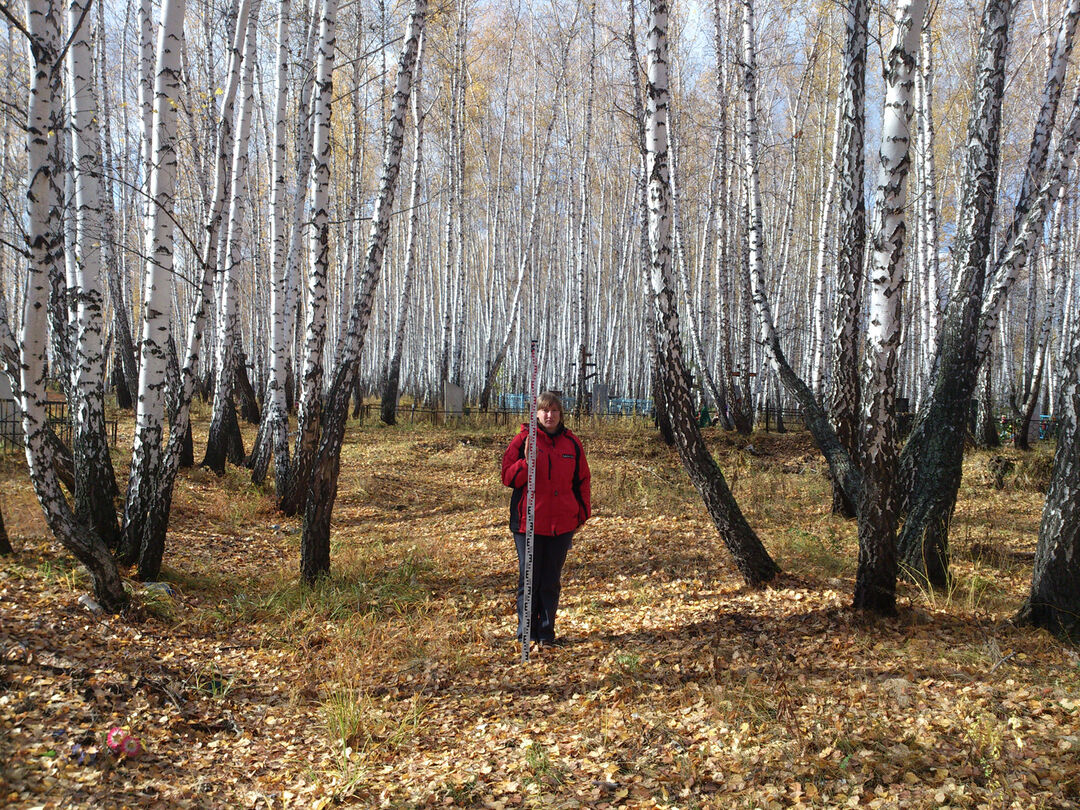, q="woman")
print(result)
[501,392,591,648]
